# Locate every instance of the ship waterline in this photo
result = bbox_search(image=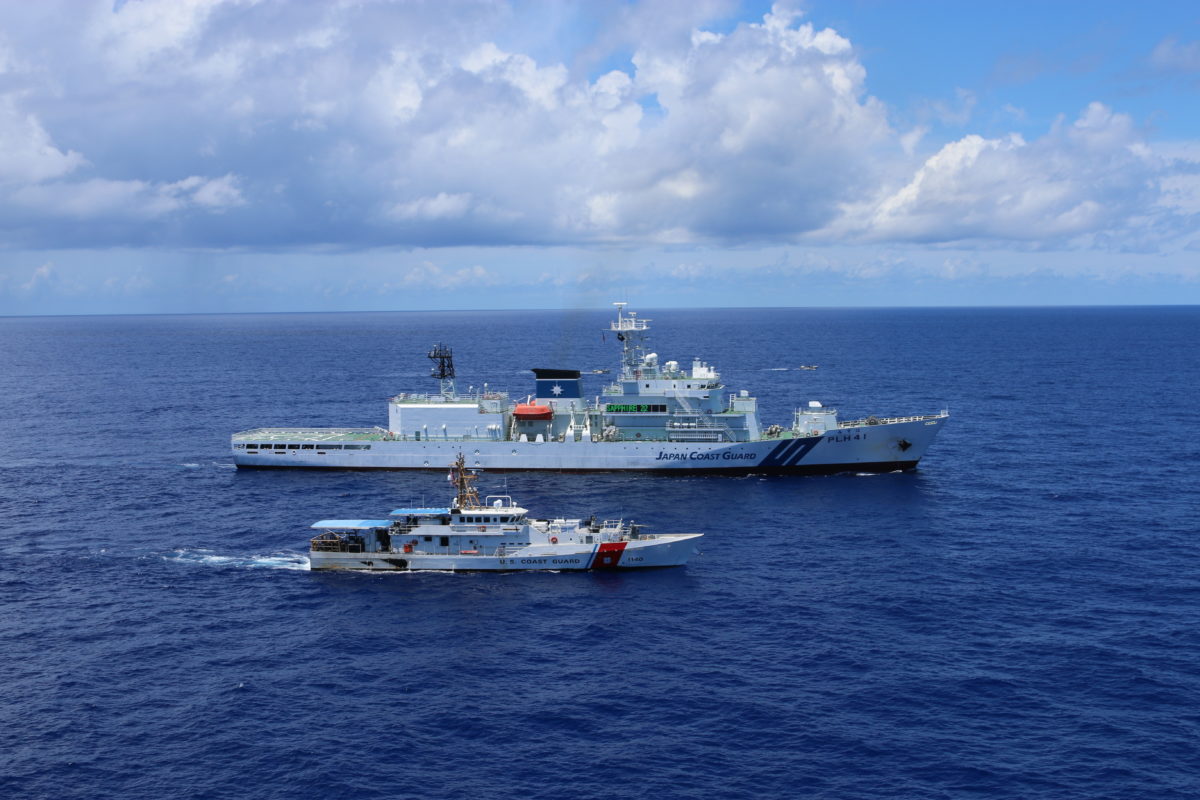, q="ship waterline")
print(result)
[234,416,944,473]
